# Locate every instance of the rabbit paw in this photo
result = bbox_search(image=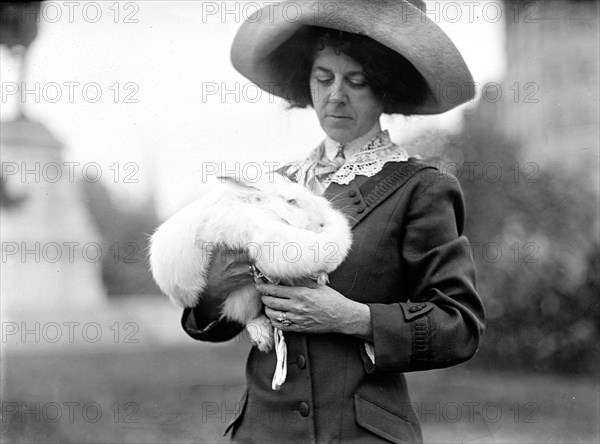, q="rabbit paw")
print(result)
[246,316,274,353]
[316,271,329,286]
